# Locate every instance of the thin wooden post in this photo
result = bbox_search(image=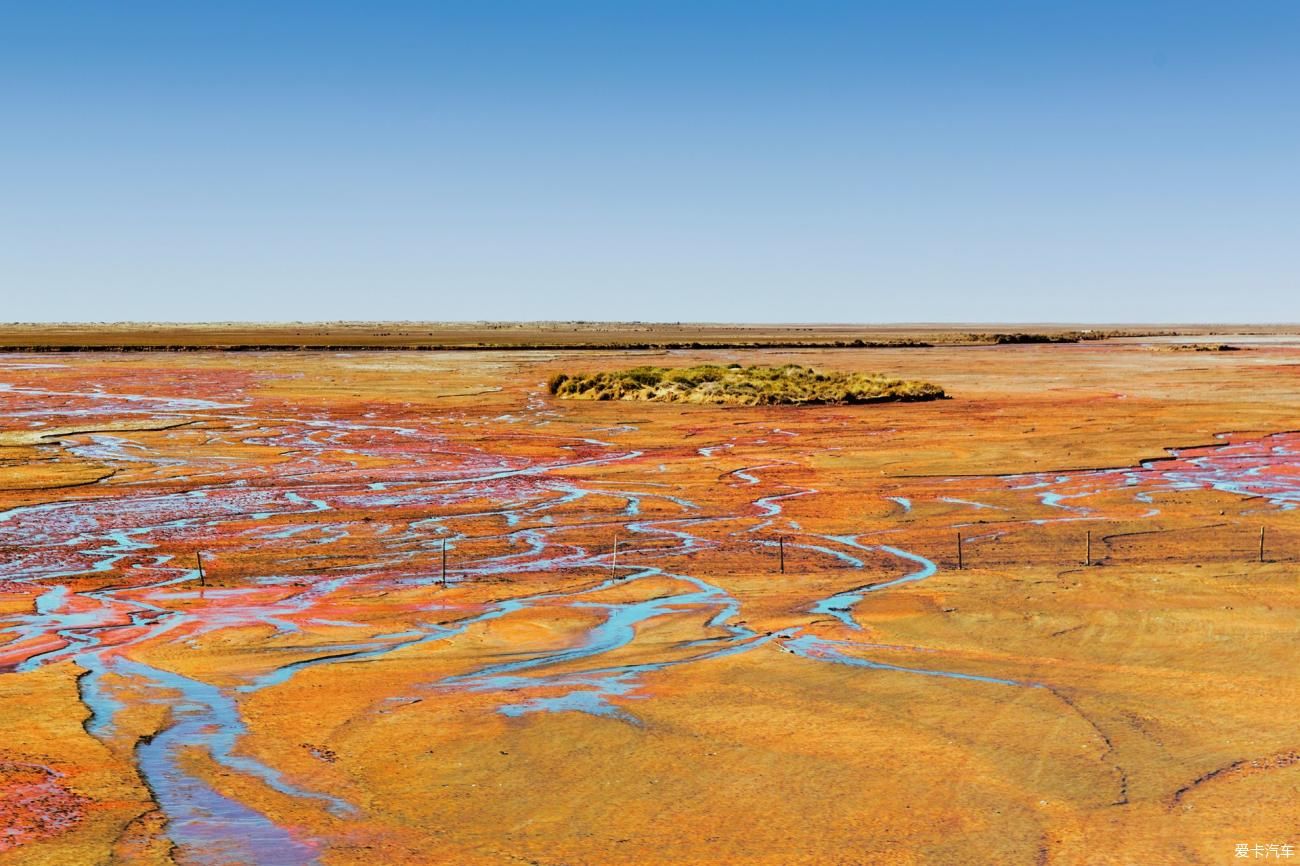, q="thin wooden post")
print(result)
[195,551,206,586]
[1085,531,1092,566]
[1259,526,1266,563]
[779,536,785,574]
[956,533,963,570]
[441,539,447,587]
[612,535,619,575]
